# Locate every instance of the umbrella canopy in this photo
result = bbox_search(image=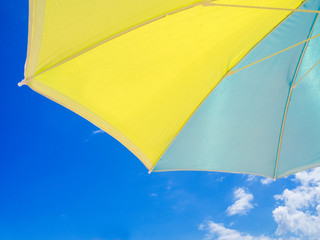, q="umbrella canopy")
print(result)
[20,0,320,179]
